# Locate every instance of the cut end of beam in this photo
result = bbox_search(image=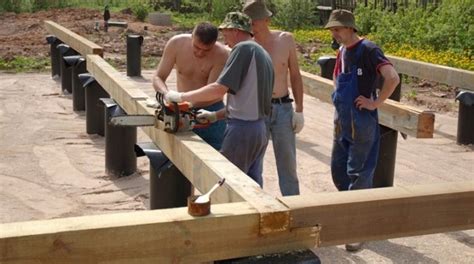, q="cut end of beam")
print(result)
[417,111,435,138]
